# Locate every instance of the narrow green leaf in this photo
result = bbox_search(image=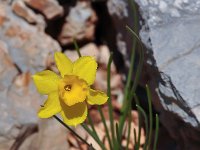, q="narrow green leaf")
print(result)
[118,25,144,141]
[126,109,132,150]
[98,106,113,150]
[146,85,153,149]
[115,123,120,144]
[73,39,81,57]
[133,128,137,150]
[136,105,148,150]
[153,114,159,150]
[107,52,116,148]
[118,0,140,140]
[133,94,142,150]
